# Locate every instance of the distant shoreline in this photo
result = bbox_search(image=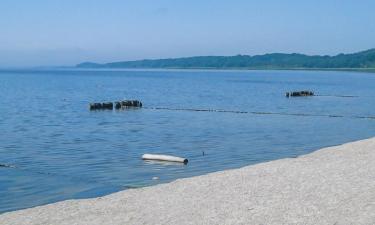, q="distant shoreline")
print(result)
[76,48,375,72]
[77,67,375,73]
[1,67,375,74]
